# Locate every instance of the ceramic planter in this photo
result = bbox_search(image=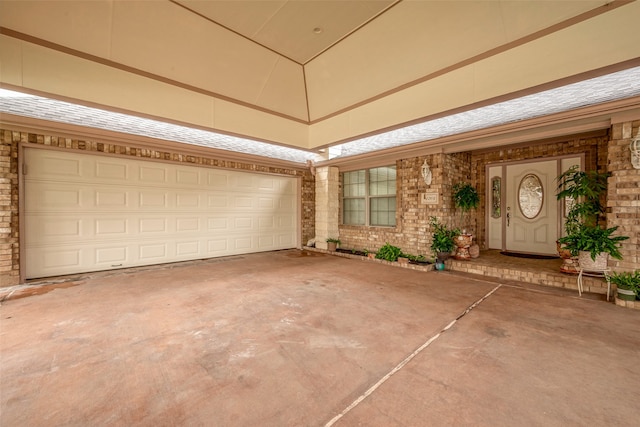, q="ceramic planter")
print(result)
[454,234,473,260]
[616,287,637,301]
